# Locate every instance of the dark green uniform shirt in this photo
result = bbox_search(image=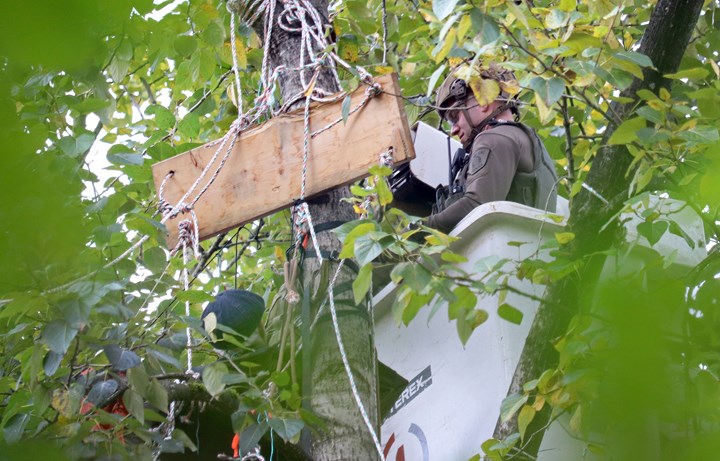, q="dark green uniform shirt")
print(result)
[427,122,557,233]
